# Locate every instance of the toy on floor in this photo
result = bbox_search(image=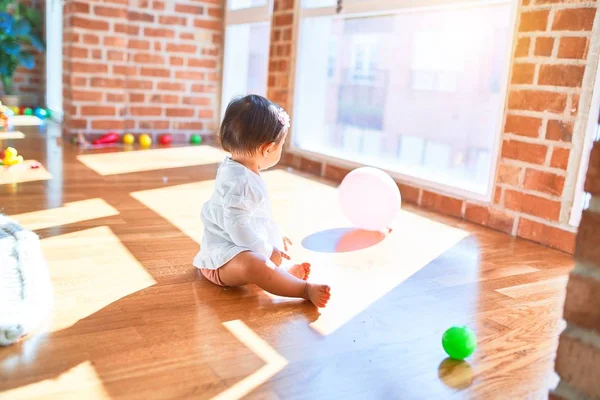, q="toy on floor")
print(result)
[10,107,19,115]
[2,147,24,167]
[93,132,119,145]
[442,326,477,360]
[190,134,202,145]
[338,167,401,231]
[159,134,172,146]
[23,108,33,116]
[123,133,135,145]
[34,108,48,120]
[139,134,152,148]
